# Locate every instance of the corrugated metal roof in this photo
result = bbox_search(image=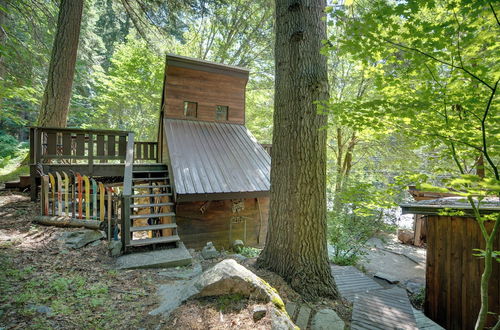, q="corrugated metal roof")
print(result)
[164,119,271,198]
